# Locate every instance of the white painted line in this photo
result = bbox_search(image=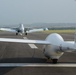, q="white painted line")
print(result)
[28,44,38,49]
[23,37,38,49]
[0,63,76,67]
